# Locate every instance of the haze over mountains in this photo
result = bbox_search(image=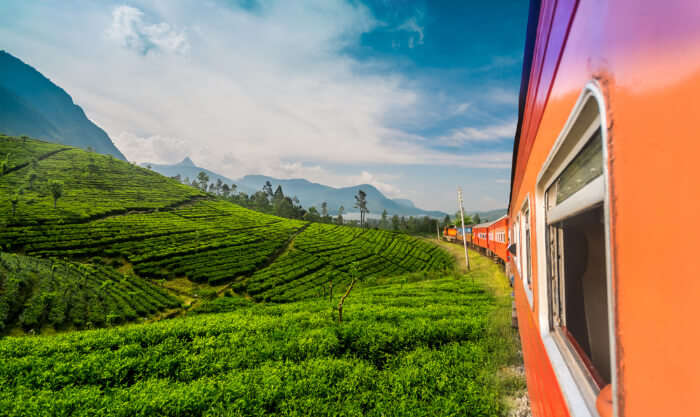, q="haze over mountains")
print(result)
[145,157,507,220]
[0,51,125,160]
